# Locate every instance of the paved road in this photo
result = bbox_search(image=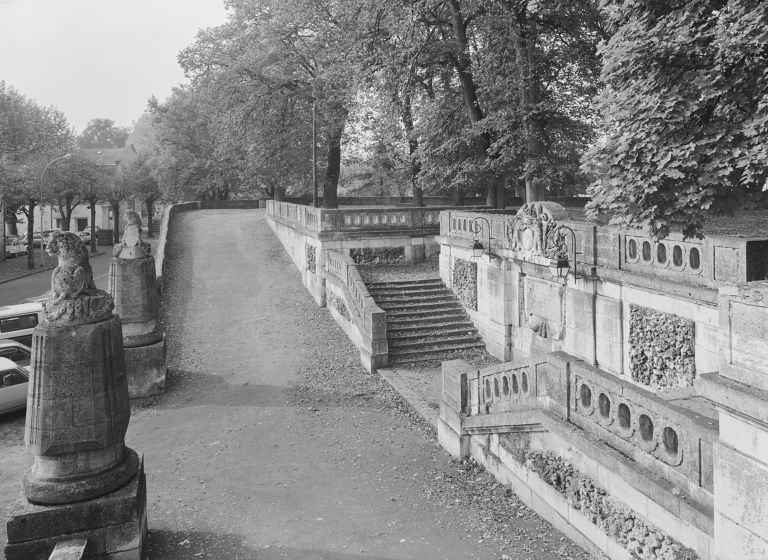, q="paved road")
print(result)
[0,252,112,306]
[0,210,588,560]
